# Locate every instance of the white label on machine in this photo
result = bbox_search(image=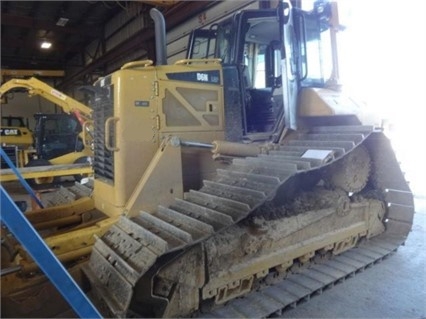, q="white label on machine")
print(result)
[50,89,67,100]
[302,149,333,162]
